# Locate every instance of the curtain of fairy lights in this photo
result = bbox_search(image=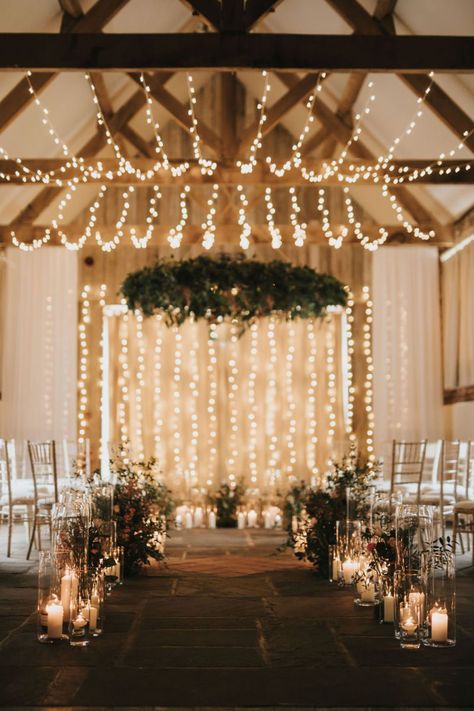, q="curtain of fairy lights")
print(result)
[107,313,349,494]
